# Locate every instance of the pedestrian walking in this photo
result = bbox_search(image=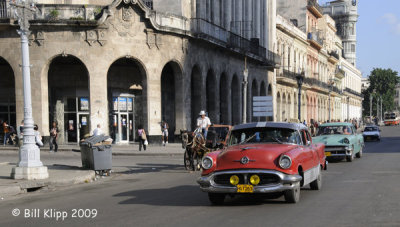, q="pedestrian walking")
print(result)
[137,125,147,151]
[49,121,59,152]
[161,120,169,146]
[34,124,43,148]
[93,124,103,136]
[197,110,211,138]
[2,121,10,146]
